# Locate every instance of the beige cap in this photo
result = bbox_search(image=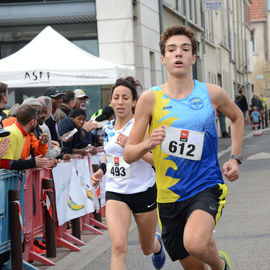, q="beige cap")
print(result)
[74,89,89,99]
